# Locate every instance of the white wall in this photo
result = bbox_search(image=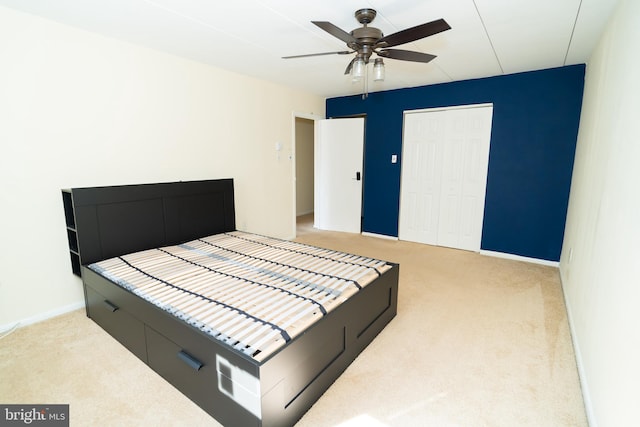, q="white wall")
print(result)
[0,7,324,329]
[560,0,640,425]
